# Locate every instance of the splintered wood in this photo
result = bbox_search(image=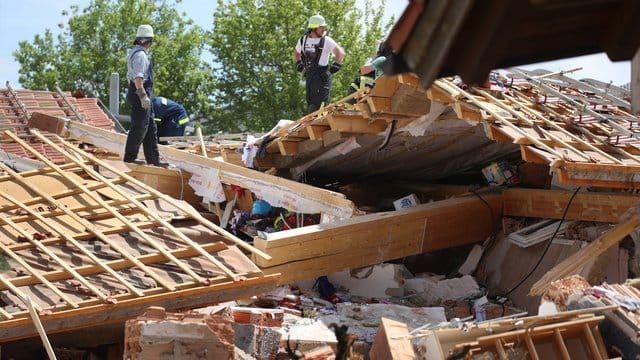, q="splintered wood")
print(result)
[0,129,278,341]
